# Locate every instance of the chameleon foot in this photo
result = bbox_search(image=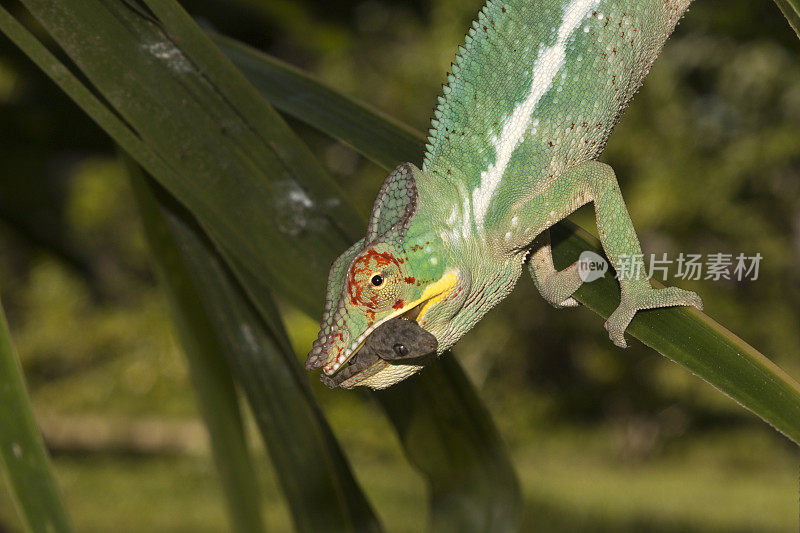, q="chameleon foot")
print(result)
[538,262,583,309]
[604,286,703,348]
[527,231,583,308]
